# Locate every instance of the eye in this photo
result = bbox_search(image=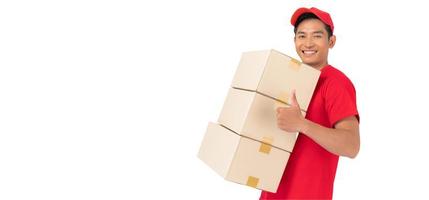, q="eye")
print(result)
[314,35,322,38]
[297,35,305,39]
